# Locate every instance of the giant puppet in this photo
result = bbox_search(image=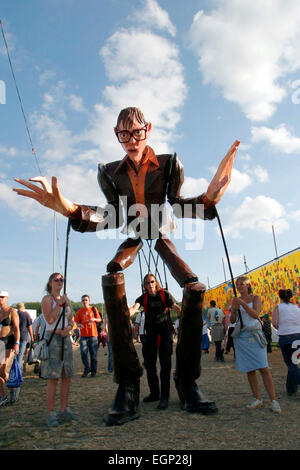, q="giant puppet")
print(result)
[14,107,239,425]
